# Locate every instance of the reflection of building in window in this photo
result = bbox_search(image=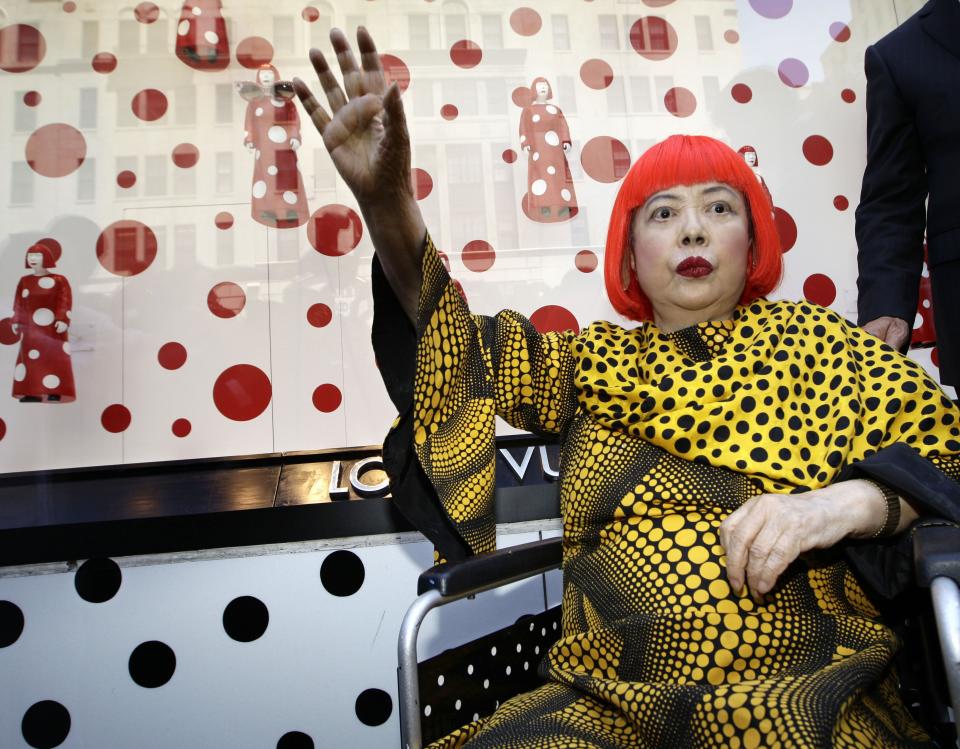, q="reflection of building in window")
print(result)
[276,225,300,261]
[481,15,502,49]
[442,79,478,116]
[173,224,196,269]
[215,84,233,124]
[216,152,234,194]
[446,143,486,252]
[552,15,571,51]
[173,160,196,195]
[695,16,714,51]
[14,92,37,133]
[491,145,518,251]
[415,143,441,235]
[145,155,167,197]
[567,141,583,180]
[442,1,467,46]
[10,162,34,206]
[313,148,336,191]
[274,16,294,55]
[147,19,167,55]
[556,76,577,114]
[308,4,333,50]
[346,15,366,36]
[633,17,671,54]
[175,87,196,126]
[484,78,507,115]
[630,77,652,113]
[702,76,720,112]
[598,15,619,50]
[408,15,430,49]
[118,19,139,54]
[77,158,96,203]
[116,89,137,127]
[216,227,233,267]
[116,156,138,197]
[654,75,675,106]
[79,88,98,130]
[606,78,627,115]
[570,206,589,248]
[412,77,435,117]
[81,21,99,58]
